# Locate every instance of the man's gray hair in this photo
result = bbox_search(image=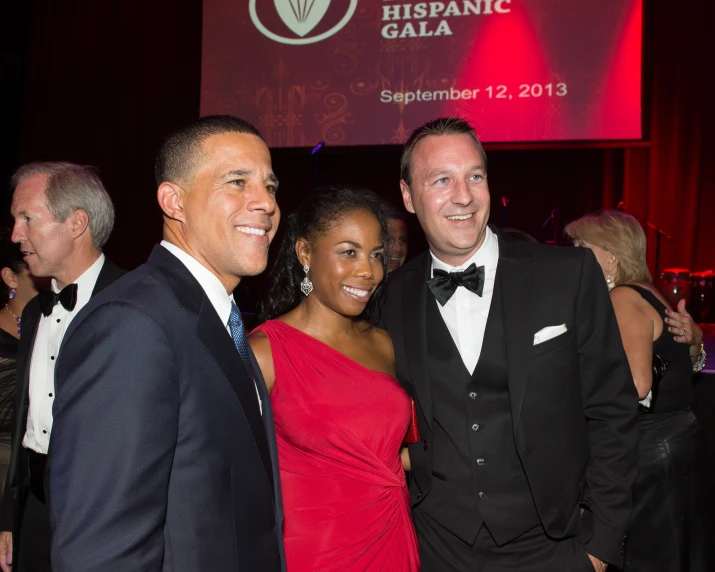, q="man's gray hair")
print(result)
[11,162,115,248]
